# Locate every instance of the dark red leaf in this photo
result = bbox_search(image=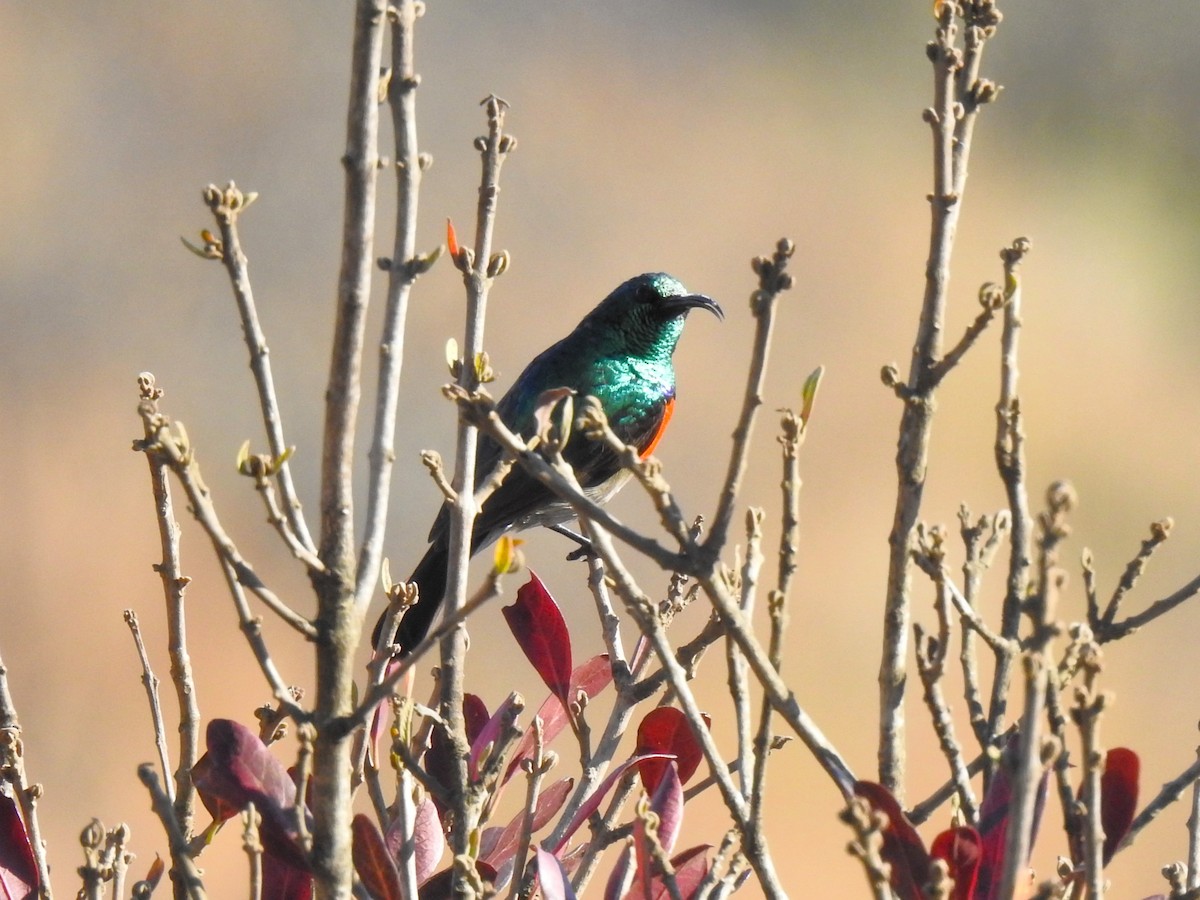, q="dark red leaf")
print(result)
[974,734,1048,900]
[645,845,710,900]
[853,782,930,900]
[551,753,673,854]
[631,795,655,898]
[352,814,403,900]
[502,572,573,705]
[426,694,491,804]
[649,763,685,857]
[1100,747,1139,864]
[930,826,982,900]
[419,861,497,899]
[604,845,634,900]
[0,786,37,899]
[480,777,574,868]
[635,708,709,795]
[471,693,522,781]
[504,655,613,785]
[192,719,310,871]
[384,793,446,886]
[262,854,312,900]
[536,846,578,900]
